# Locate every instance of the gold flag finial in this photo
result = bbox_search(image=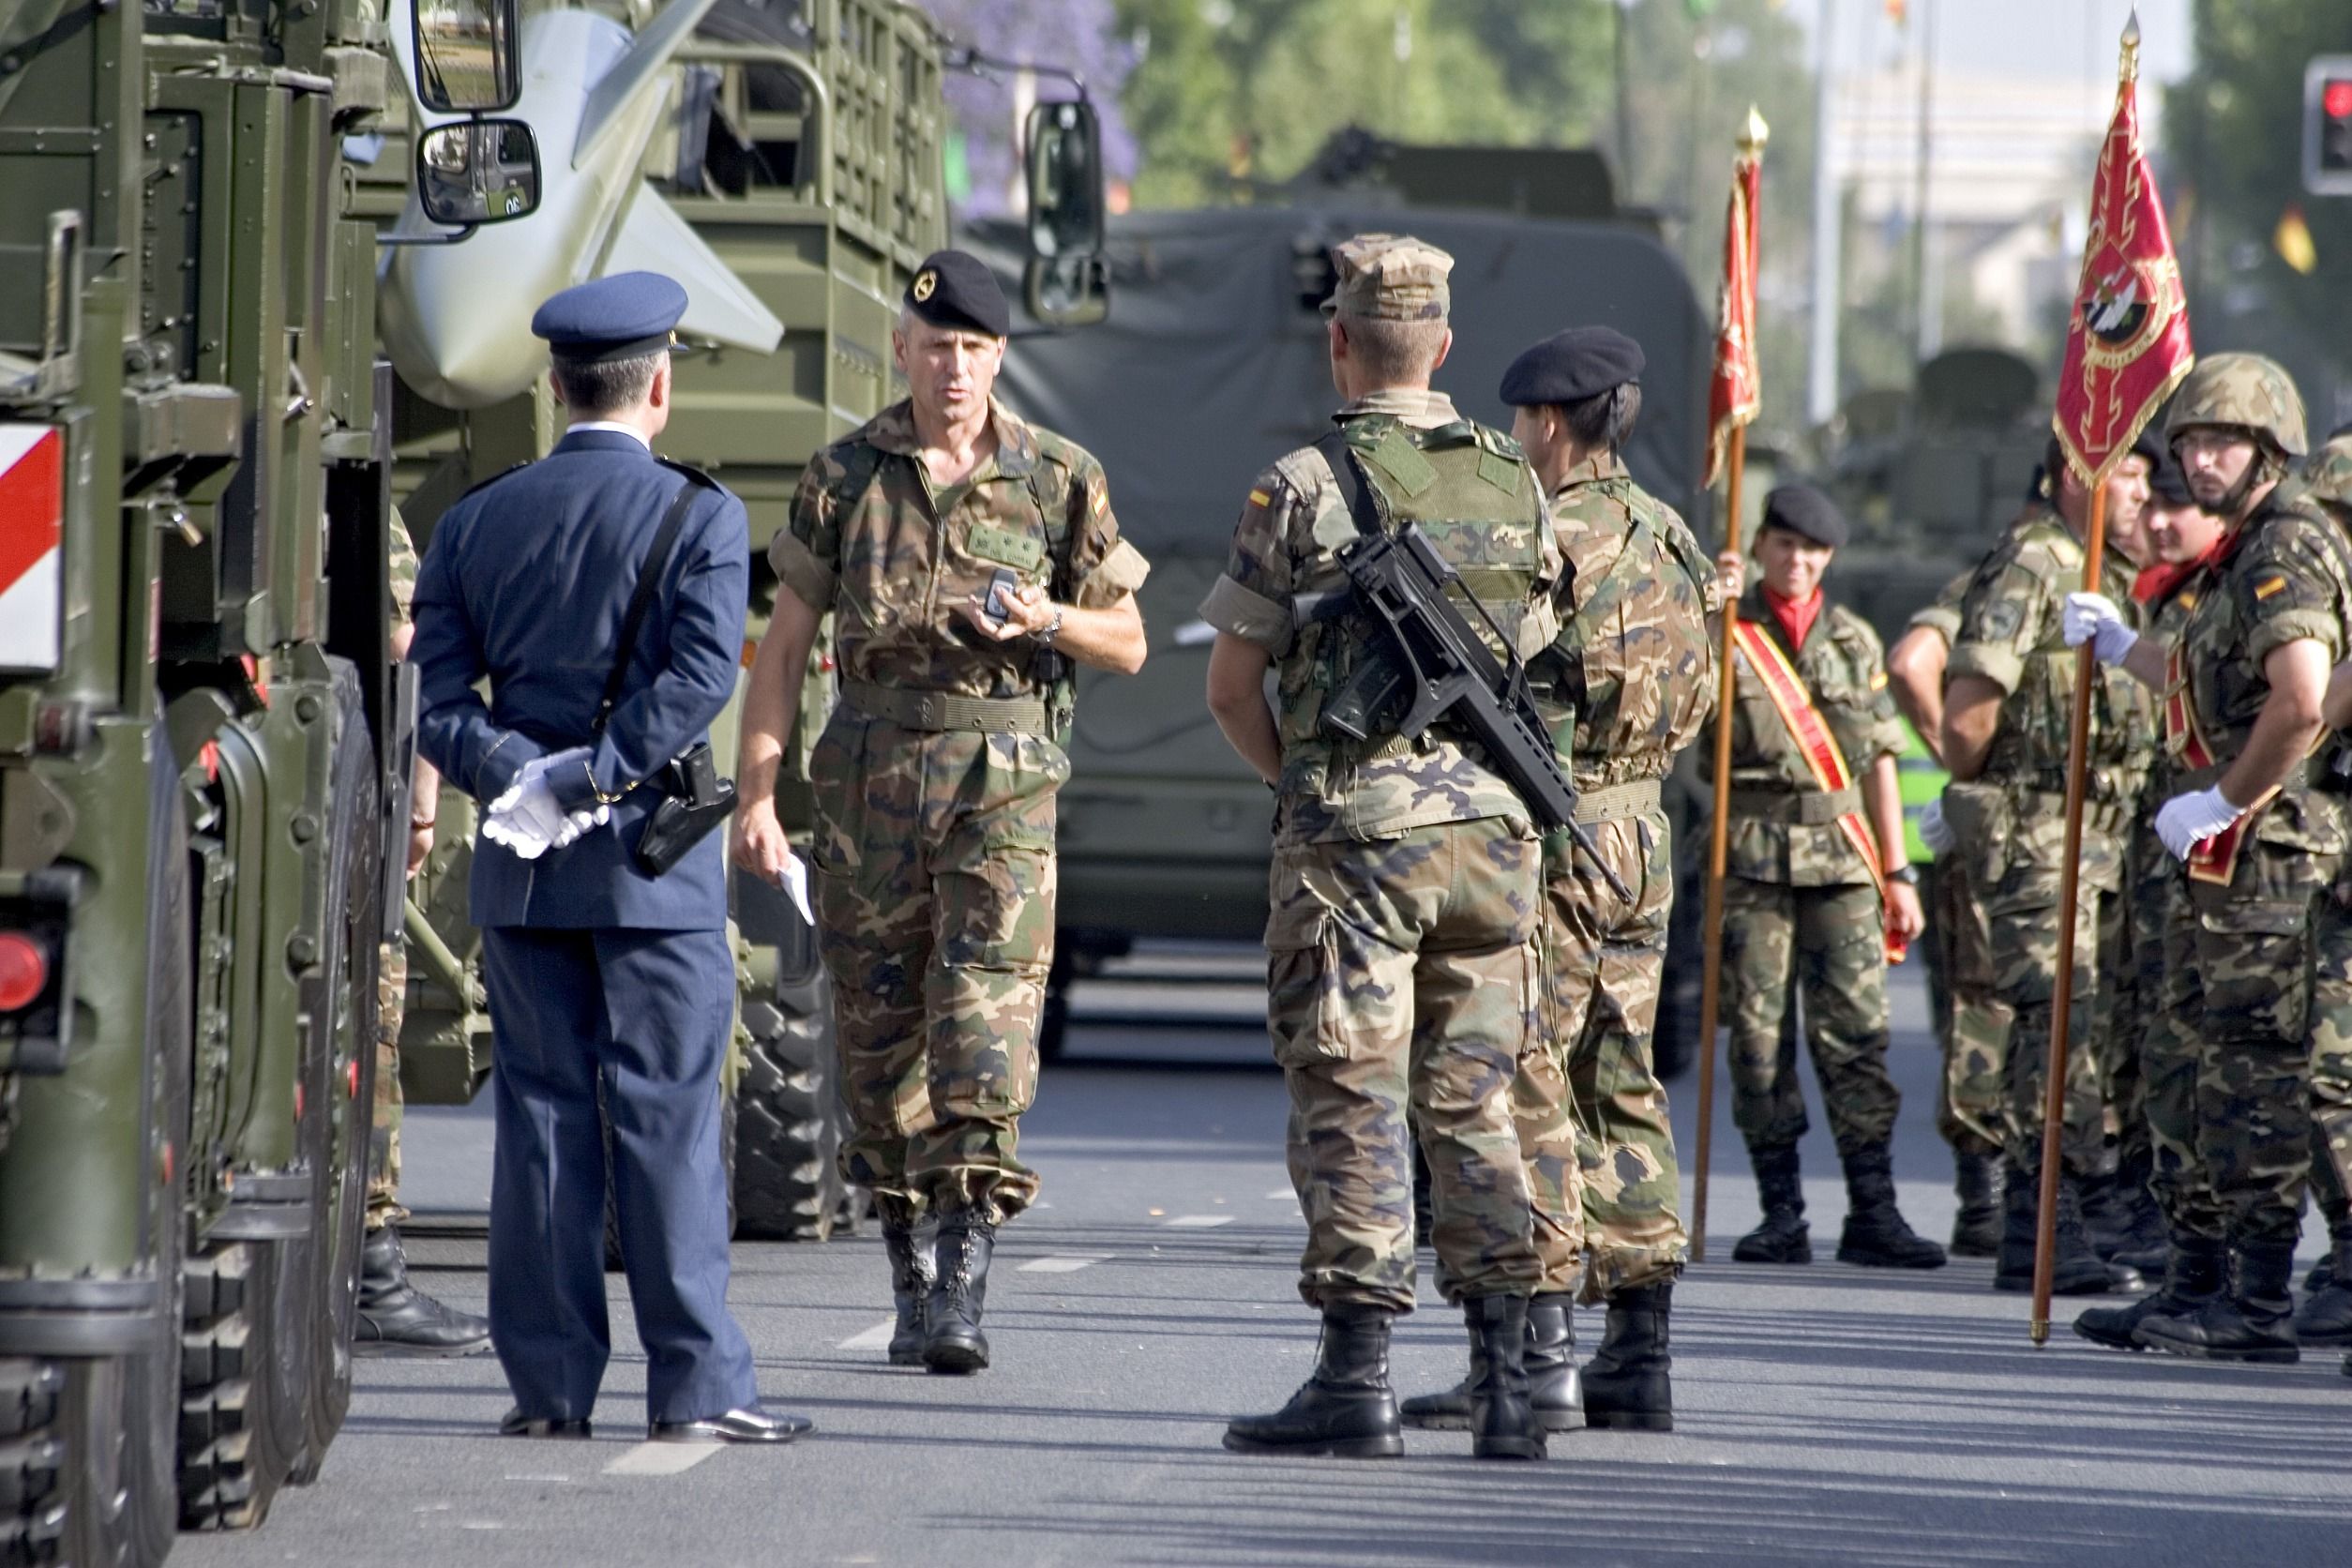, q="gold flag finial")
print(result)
[2120,9,2142,83]
[1739,105,1771,155]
